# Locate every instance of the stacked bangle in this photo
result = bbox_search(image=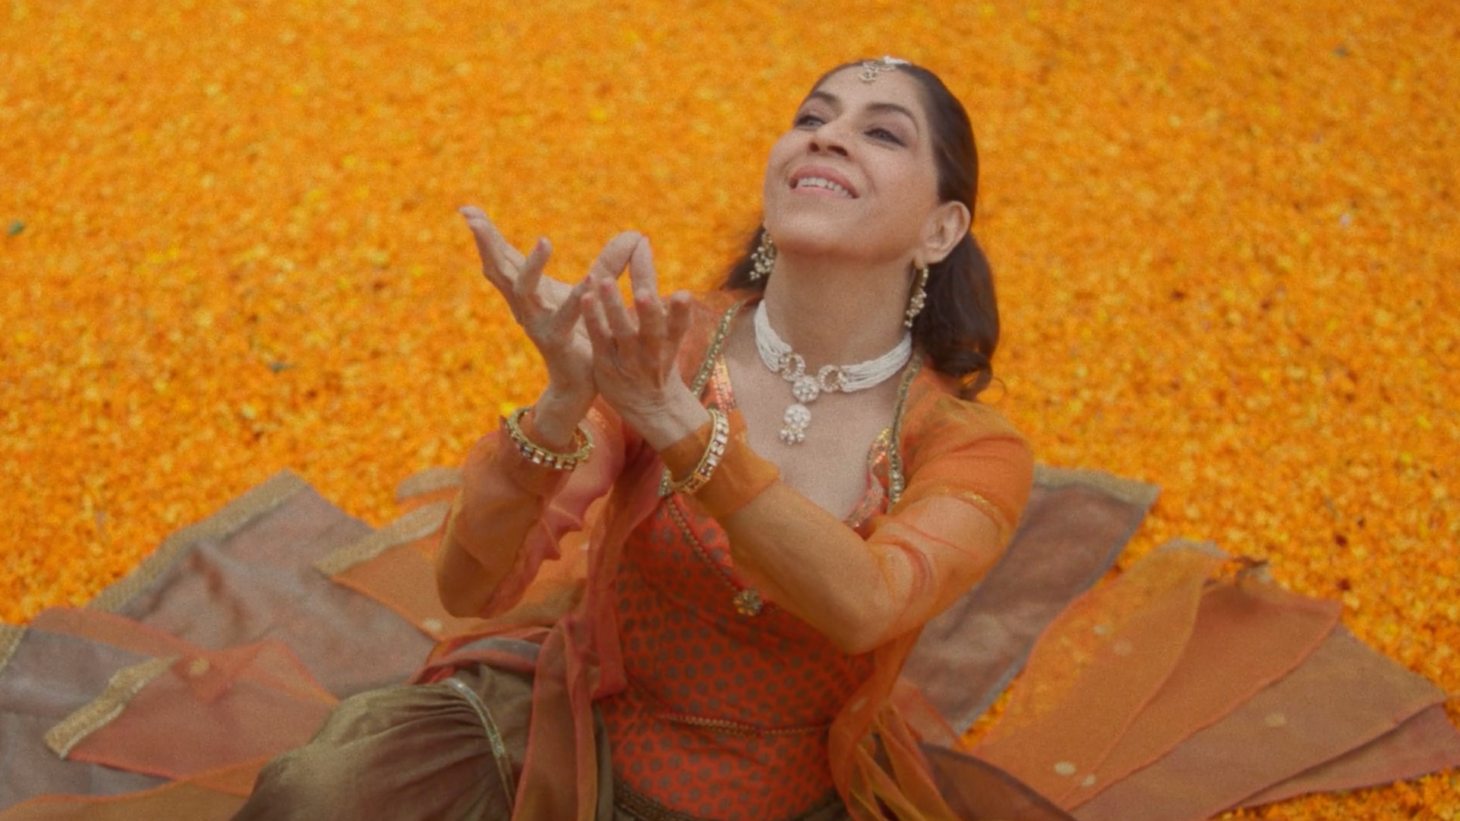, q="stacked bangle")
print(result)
[660,408,730,497]
[504,406,594,471]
